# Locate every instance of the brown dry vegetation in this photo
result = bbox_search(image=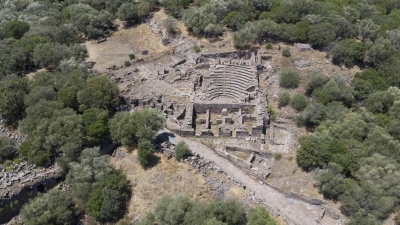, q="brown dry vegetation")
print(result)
[85,23,171,73]
[109,148,214,220]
